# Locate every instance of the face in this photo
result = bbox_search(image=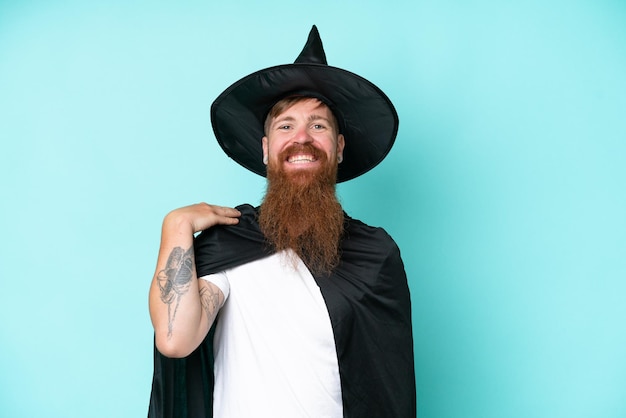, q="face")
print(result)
[262,98,345,176]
